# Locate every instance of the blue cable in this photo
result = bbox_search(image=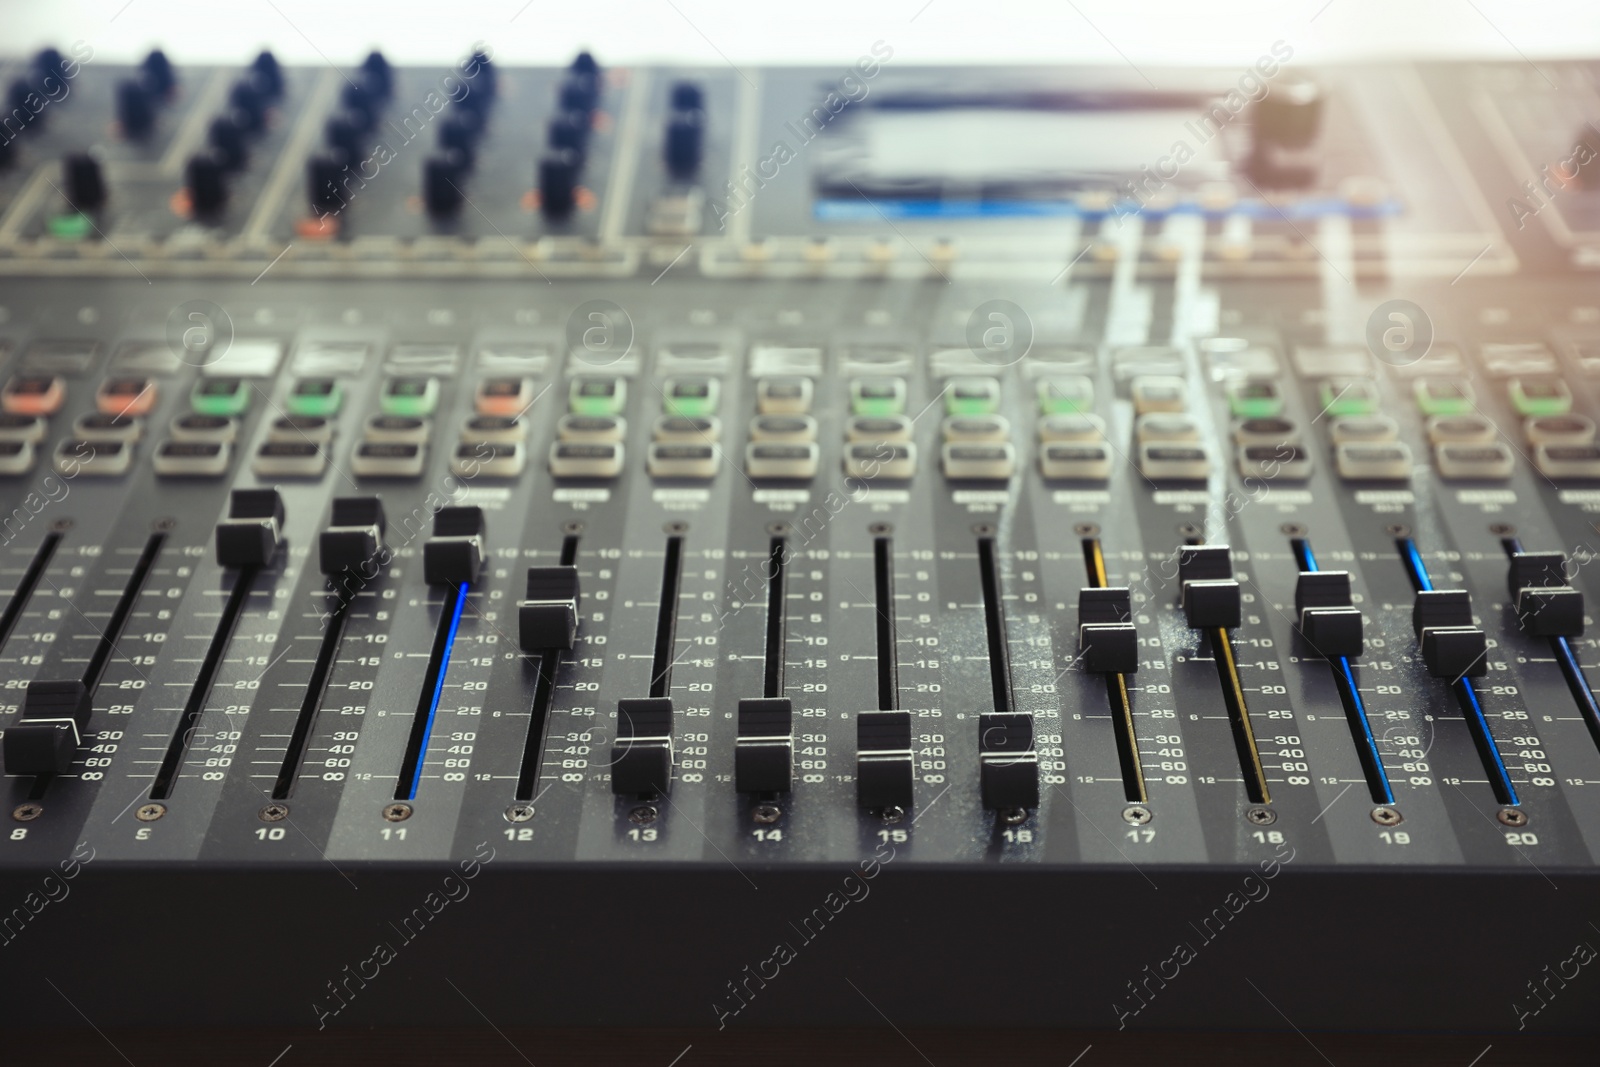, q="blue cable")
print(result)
[405,581,470,800]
